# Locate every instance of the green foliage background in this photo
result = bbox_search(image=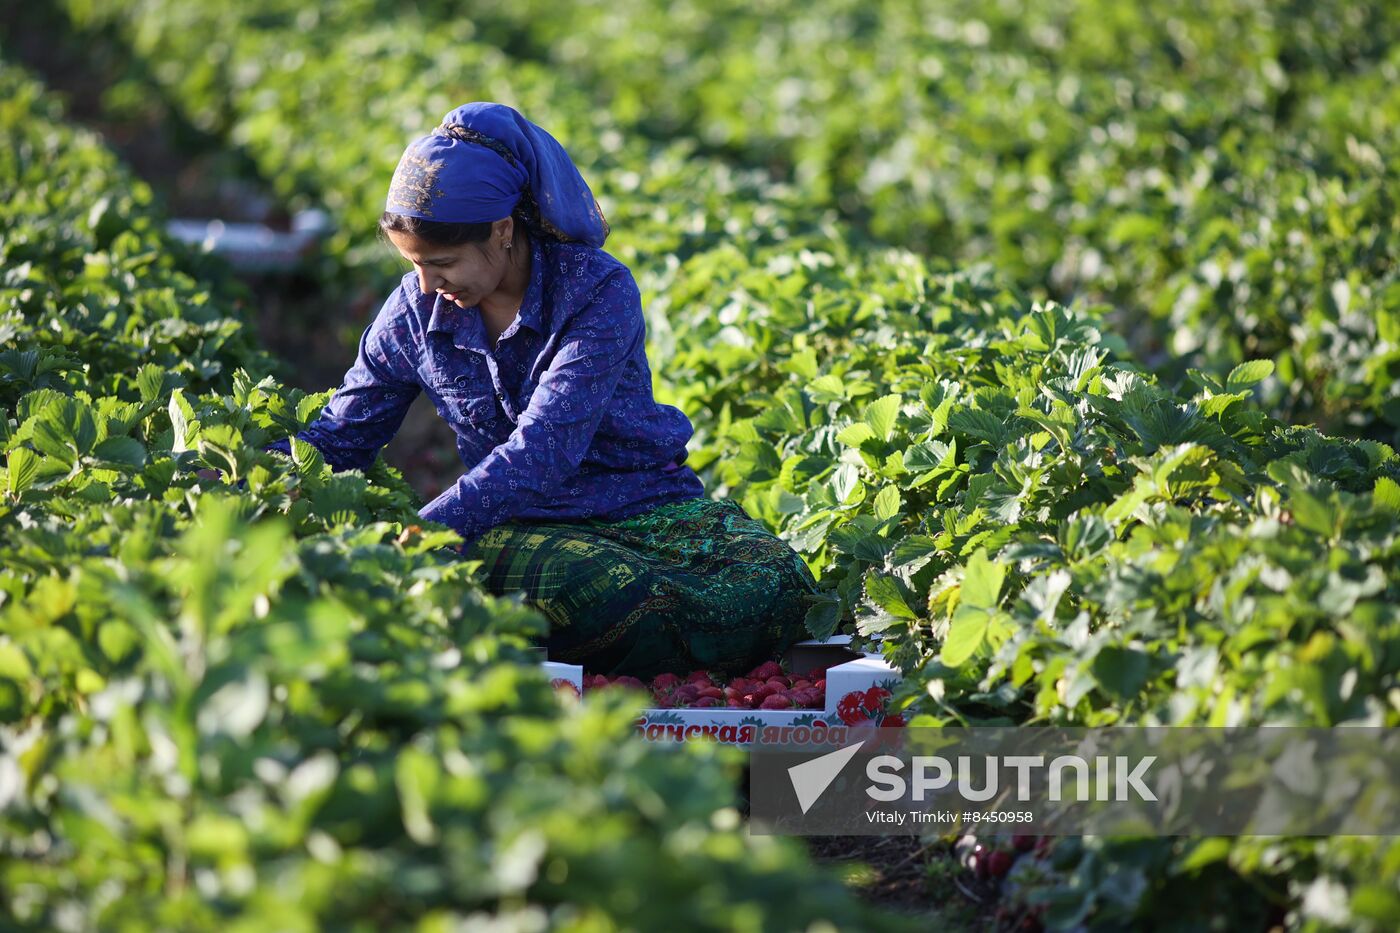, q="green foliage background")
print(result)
[4,1,1400,930]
